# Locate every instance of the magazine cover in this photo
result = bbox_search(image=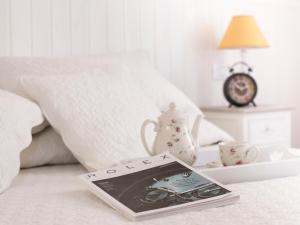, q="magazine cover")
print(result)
[80,153,238,220]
